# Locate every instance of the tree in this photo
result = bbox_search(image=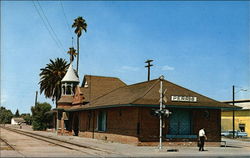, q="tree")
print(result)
[21,113,32,125]
[72,16,87,74]
[67,47,77,63]
[39,58,69,105]
[15,109,20,117]
[0,107,13,124]
[31,102,53,130]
